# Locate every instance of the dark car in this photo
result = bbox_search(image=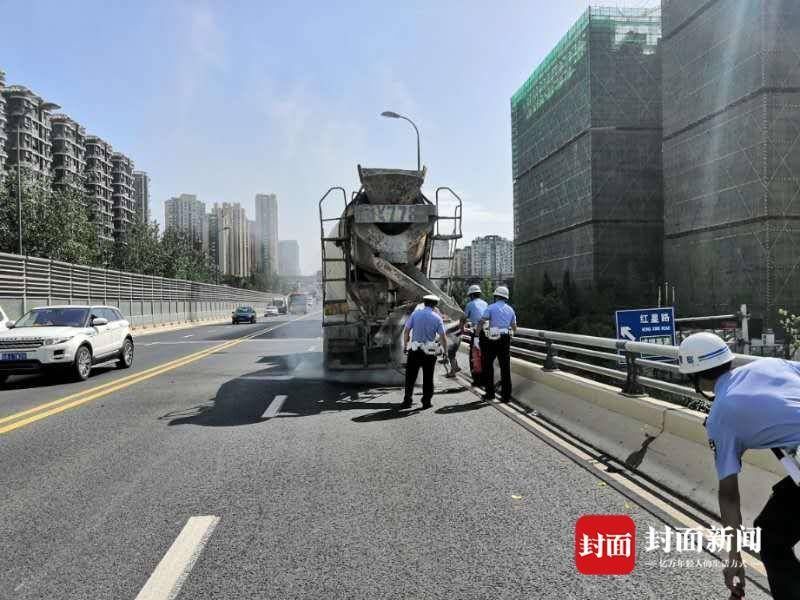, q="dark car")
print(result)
[232,306,257,325]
